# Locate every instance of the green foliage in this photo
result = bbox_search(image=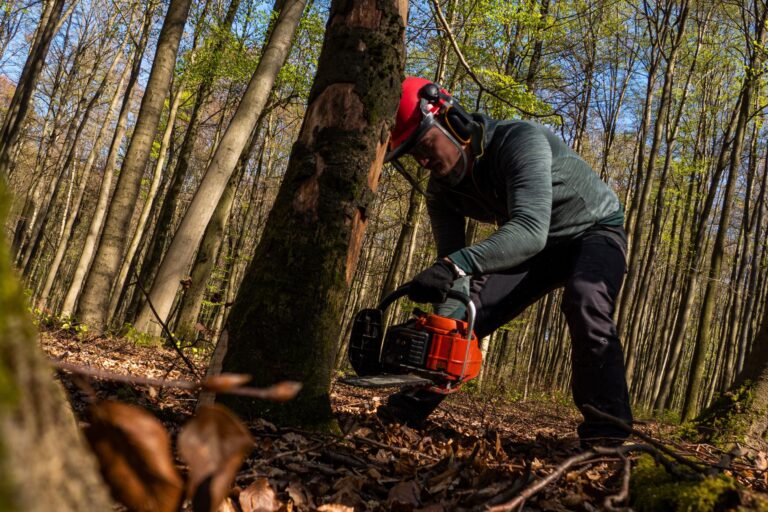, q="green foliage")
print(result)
[630,454,739,512]
[121,323,163,348]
